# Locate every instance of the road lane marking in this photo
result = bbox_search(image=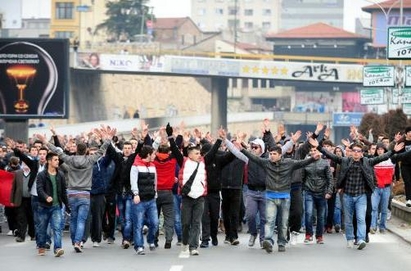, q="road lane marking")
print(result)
[170,265,184,271]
